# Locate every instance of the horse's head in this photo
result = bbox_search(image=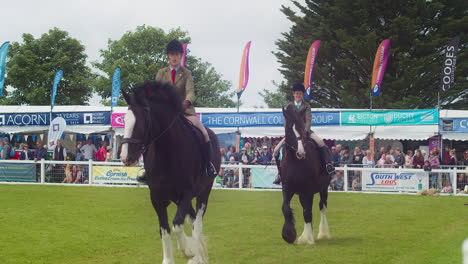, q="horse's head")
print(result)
[282,104,307,159]
[120,81,182,166]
